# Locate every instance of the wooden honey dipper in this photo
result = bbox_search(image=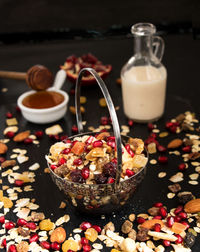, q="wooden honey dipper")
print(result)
[0,65,54,91]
